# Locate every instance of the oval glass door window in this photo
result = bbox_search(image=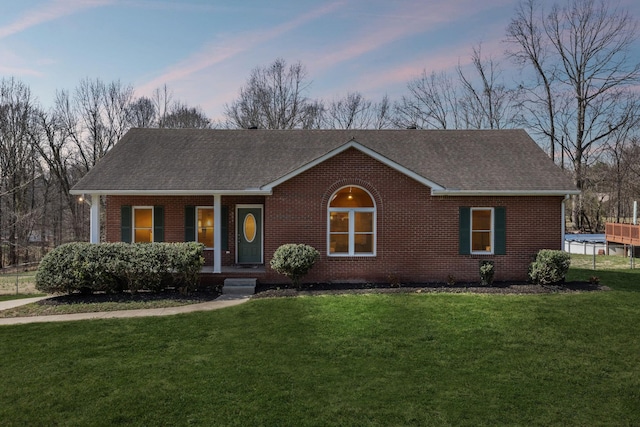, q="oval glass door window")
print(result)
[243,213,257,243]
